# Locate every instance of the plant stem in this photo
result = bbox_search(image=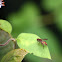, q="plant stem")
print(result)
[0,38,16,46]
